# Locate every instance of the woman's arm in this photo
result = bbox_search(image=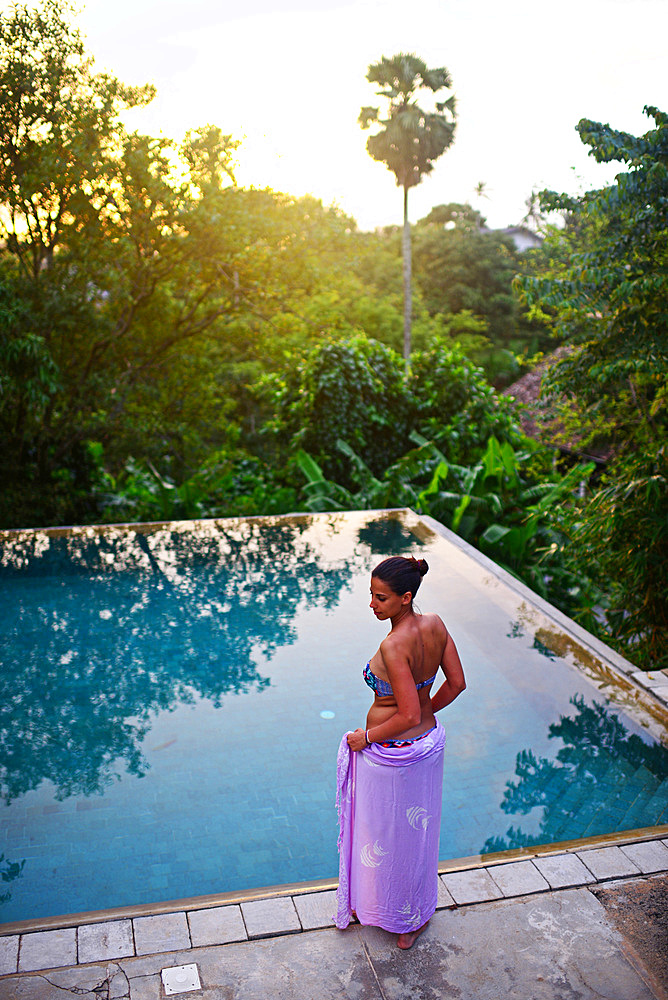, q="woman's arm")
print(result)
[431,631,466,713]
